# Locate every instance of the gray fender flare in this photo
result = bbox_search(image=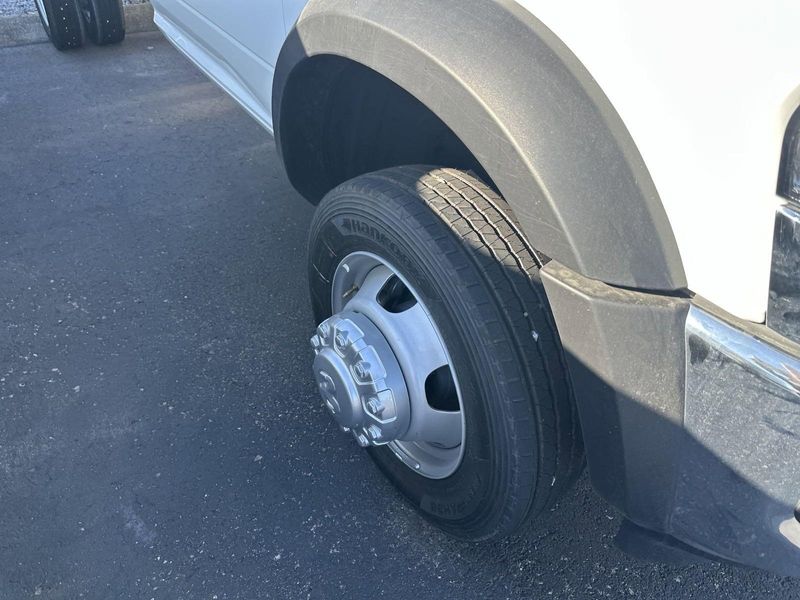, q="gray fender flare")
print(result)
[273,0,686,290]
